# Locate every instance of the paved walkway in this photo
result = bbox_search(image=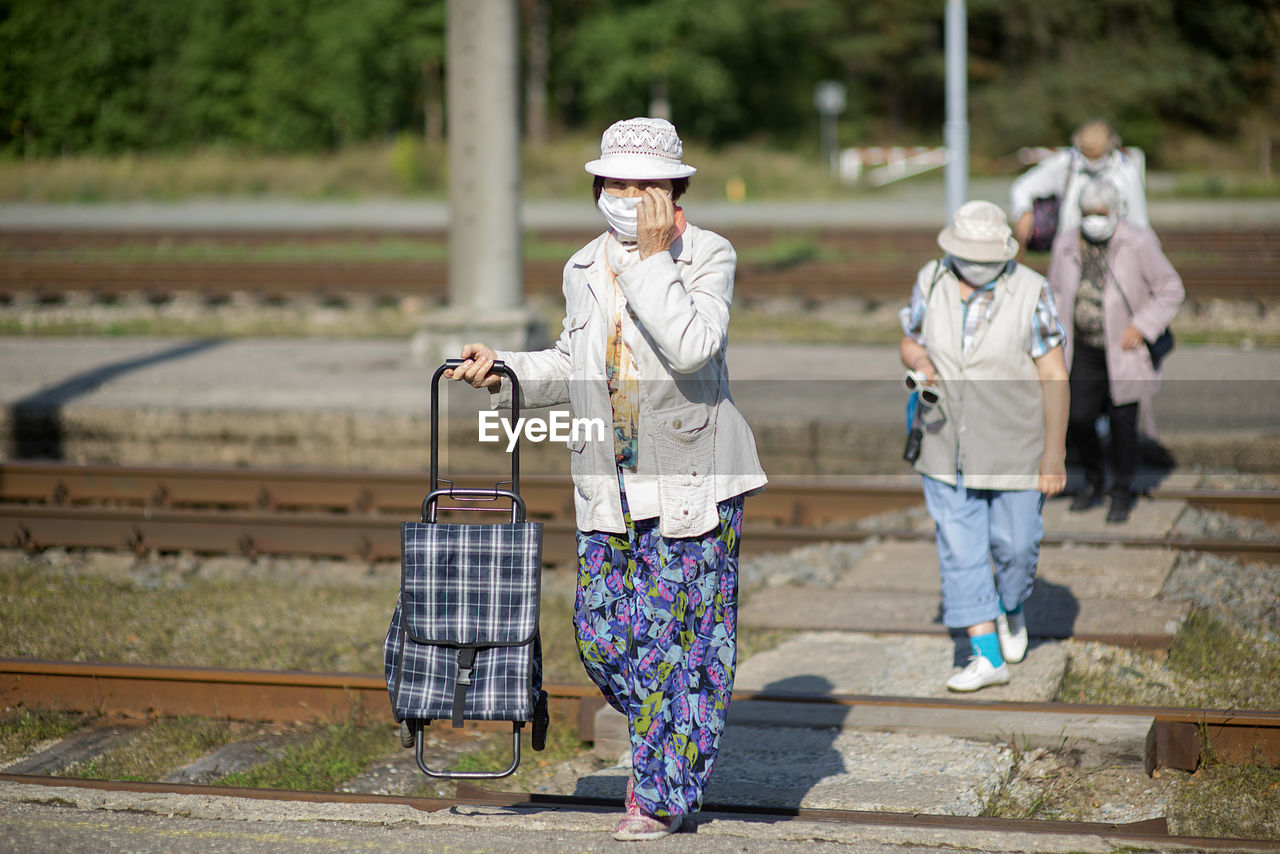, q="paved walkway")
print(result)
[4,179,1280,232]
